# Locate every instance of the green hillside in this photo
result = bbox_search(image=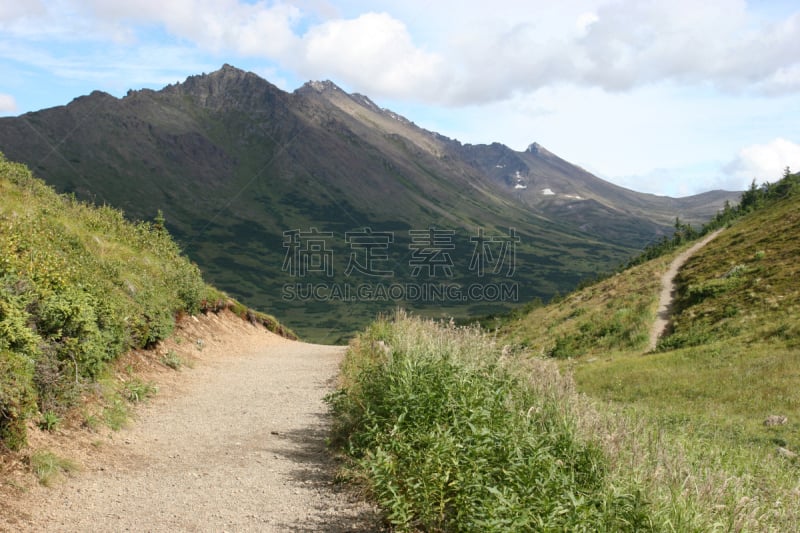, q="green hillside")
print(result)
[0,154,286,451]
[497,171,800,528]
[502,173,800,443]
